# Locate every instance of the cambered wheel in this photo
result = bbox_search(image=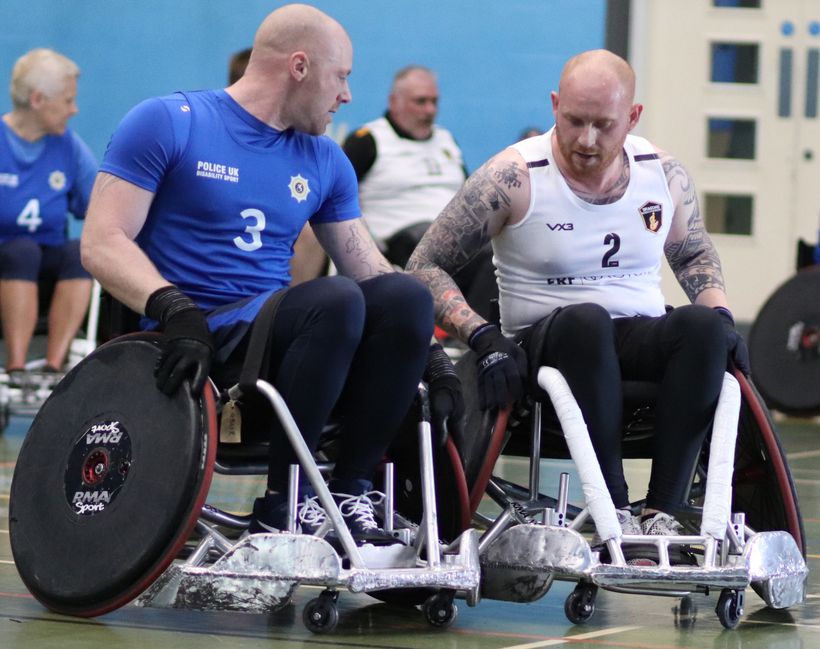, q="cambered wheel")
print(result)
[715,588,744,630]
[423,591,458,628]
[303,591,339,634]
[564,583,597,624]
